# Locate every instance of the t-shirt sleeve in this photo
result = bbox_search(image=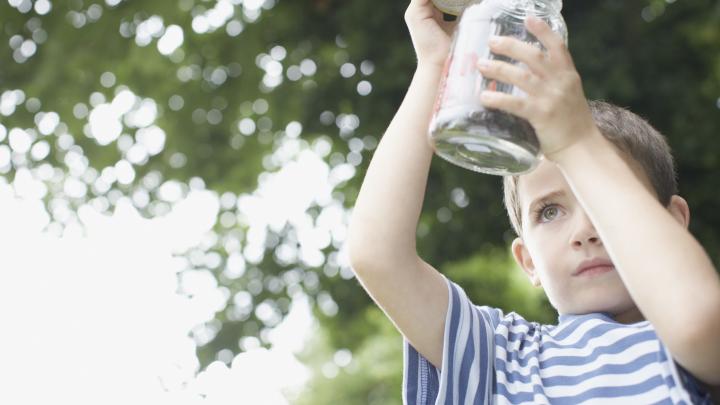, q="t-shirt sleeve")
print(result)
[402,275,503,405]
[658,341,714,404]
